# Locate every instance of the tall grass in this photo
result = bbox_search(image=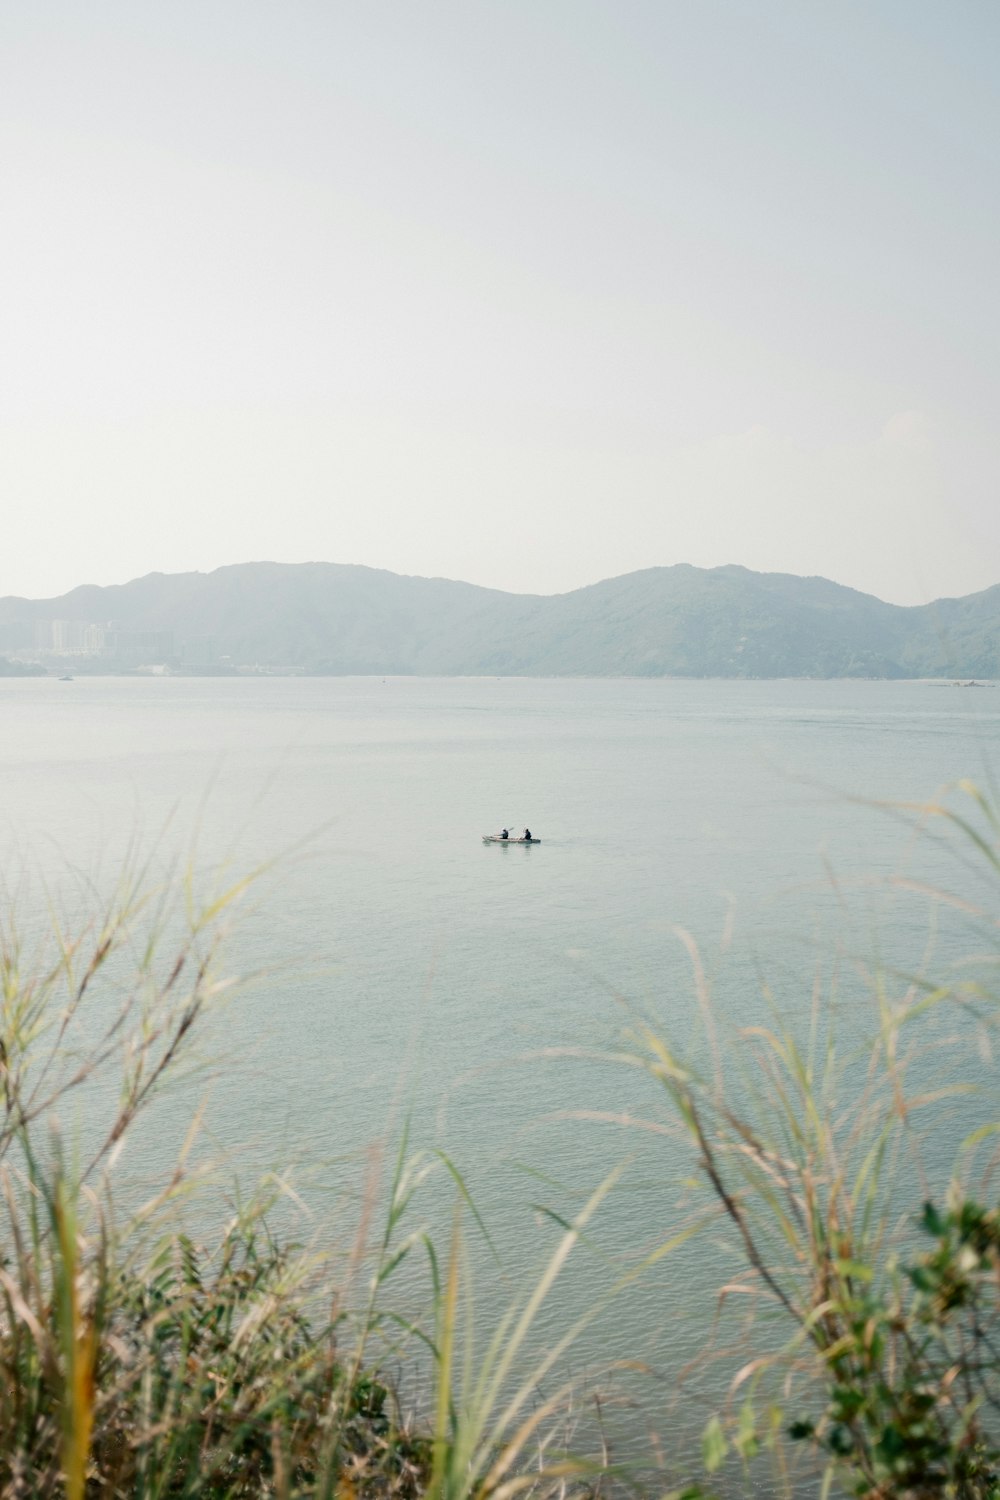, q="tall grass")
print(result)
[620,781,1000,1497]
[0,859,614,1499]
